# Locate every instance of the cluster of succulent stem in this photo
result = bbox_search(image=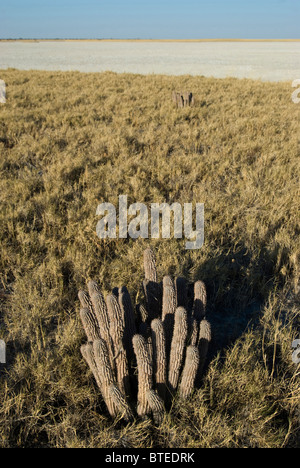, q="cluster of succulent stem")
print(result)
[172,91,195,108]
[78,248,211,424]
